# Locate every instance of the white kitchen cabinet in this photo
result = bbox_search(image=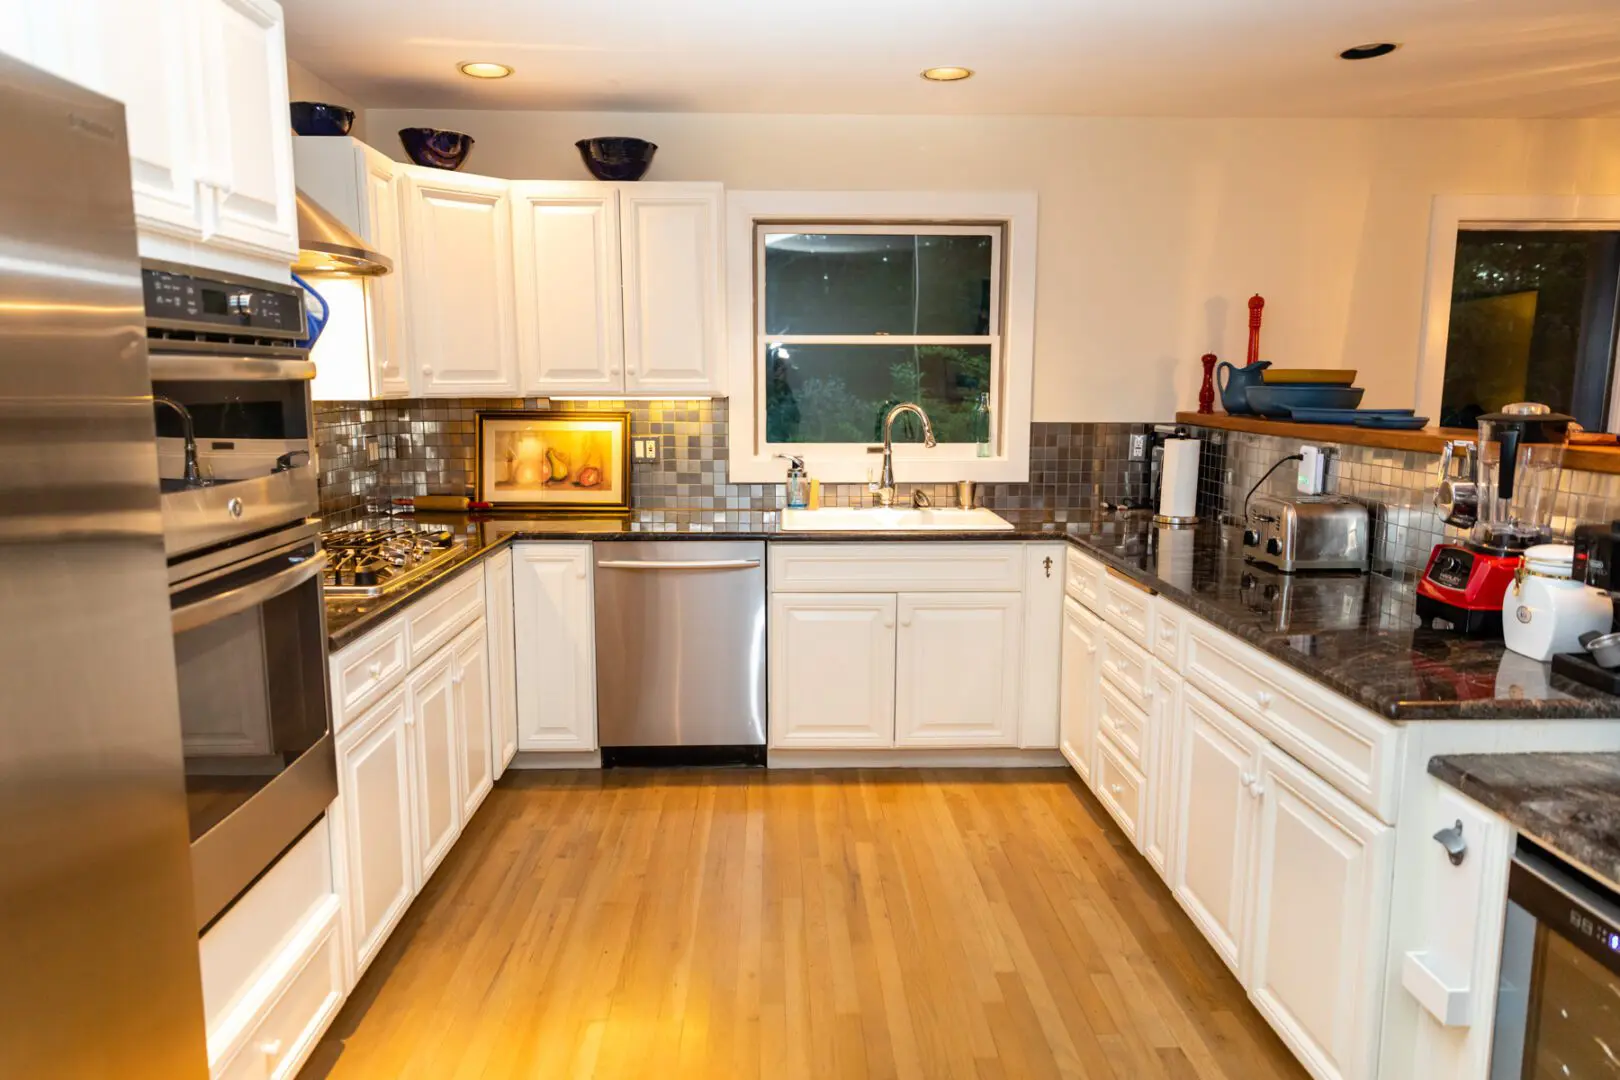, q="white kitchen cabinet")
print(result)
[511,183,625,394]
[1142,659,1182,879]
[1059,597,1102,783]
[619,183,725,394]
[1019,544,1066,749]
[399,168,521,396]
[407,648,462,883]
[358,148,411,397]
[7,0,298,275]
[195,0,298,260]
[1248,746,1394,1080]
[1172,684,1265,978]
[512,544,597,751]
[484,549,519,778]
[334,686,416,981]
[452,621,493,822]
[768,594,897,749]
[894,592,1022,747]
